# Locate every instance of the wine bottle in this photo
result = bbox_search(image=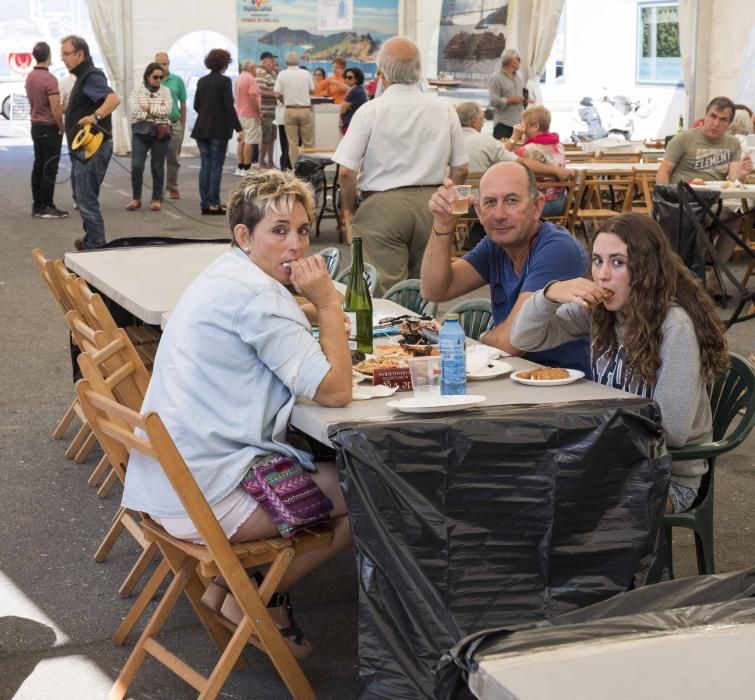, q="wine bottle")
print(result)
[676,114,684,134]
[344,237,373,354]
